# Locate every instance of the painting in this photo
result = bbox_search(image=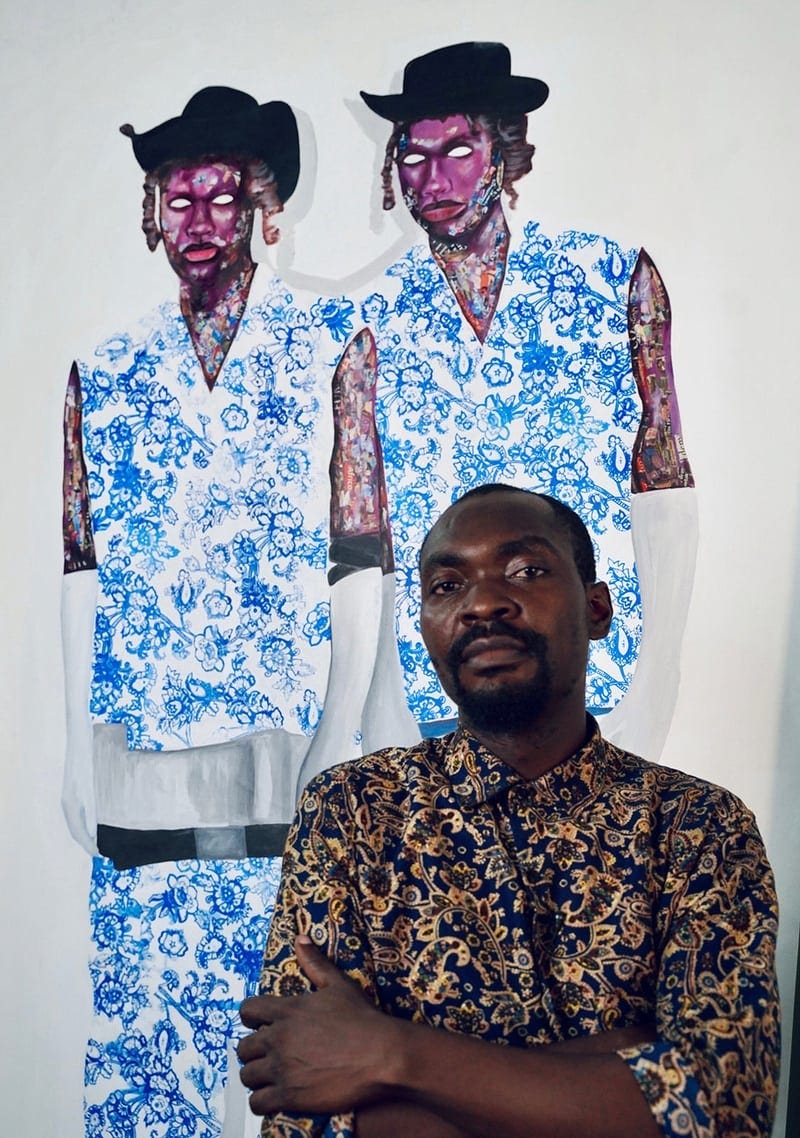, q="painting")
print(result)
[61,42,698,1138]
